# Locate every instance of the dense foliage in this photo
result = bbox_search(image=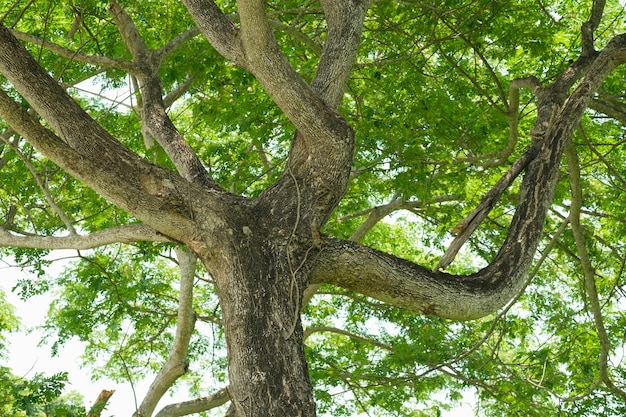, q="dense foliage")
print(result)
[1,0,625,415]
